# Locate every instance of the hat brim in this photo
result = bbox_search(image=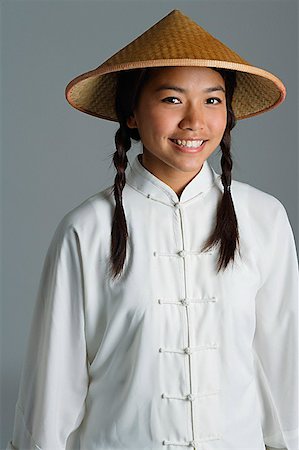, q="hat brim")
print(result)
[65,59,286,122]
